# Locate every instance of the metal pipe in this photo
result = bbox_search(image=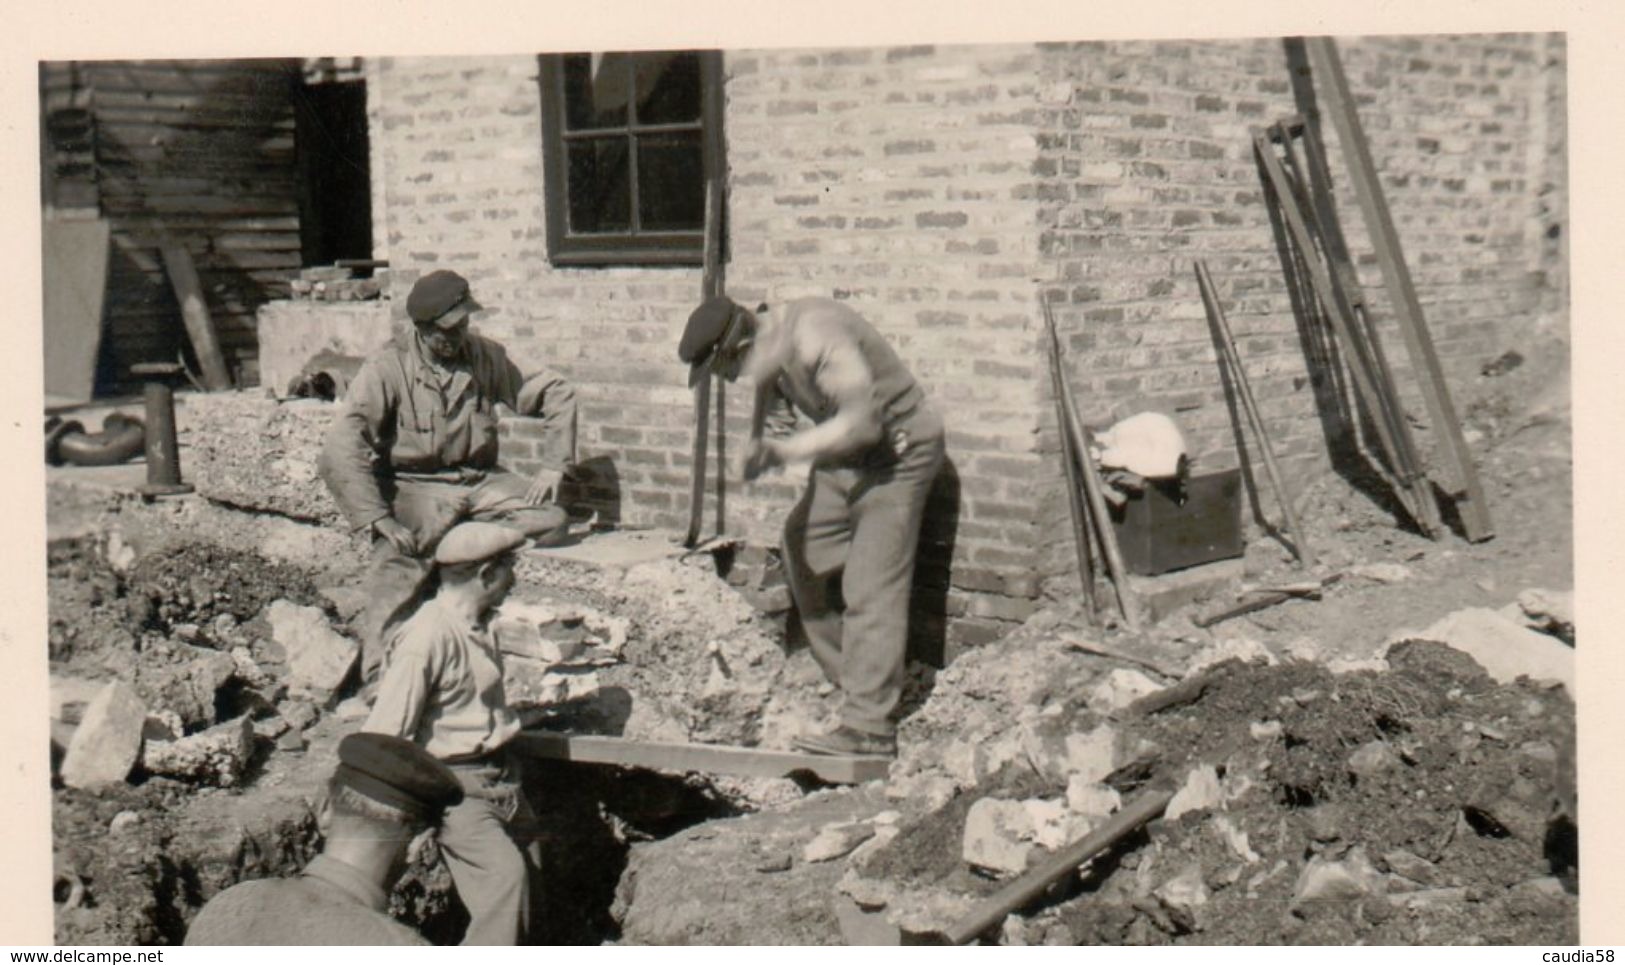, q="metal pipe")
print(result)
[132,362,193,497]
[55,413,146,467]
